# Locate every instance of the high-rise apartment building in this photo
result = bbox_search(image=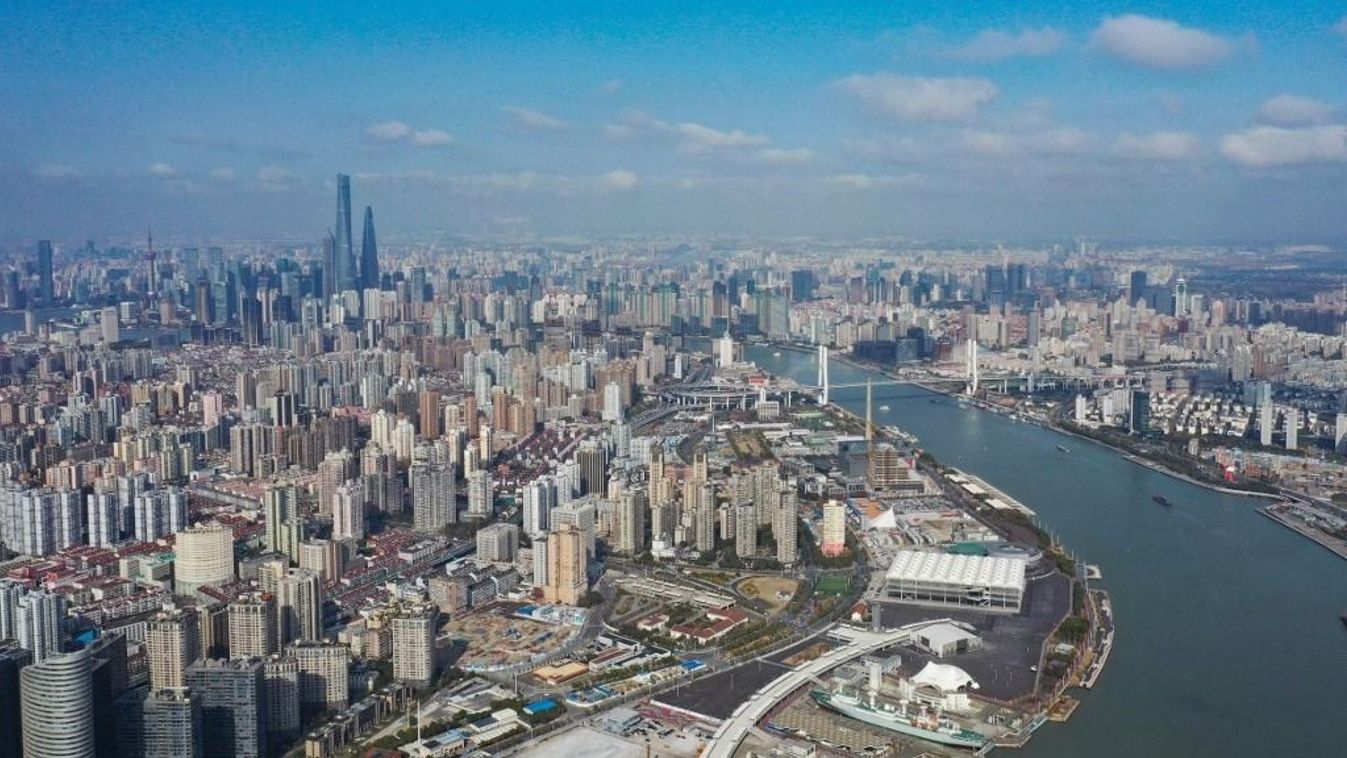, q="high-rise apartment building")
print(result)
[146,605,200,690]
[289,641,349,713]
[390,604,436,688]
[228,592,277,658]
[411,462,456,532]
[542,524,587,606]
